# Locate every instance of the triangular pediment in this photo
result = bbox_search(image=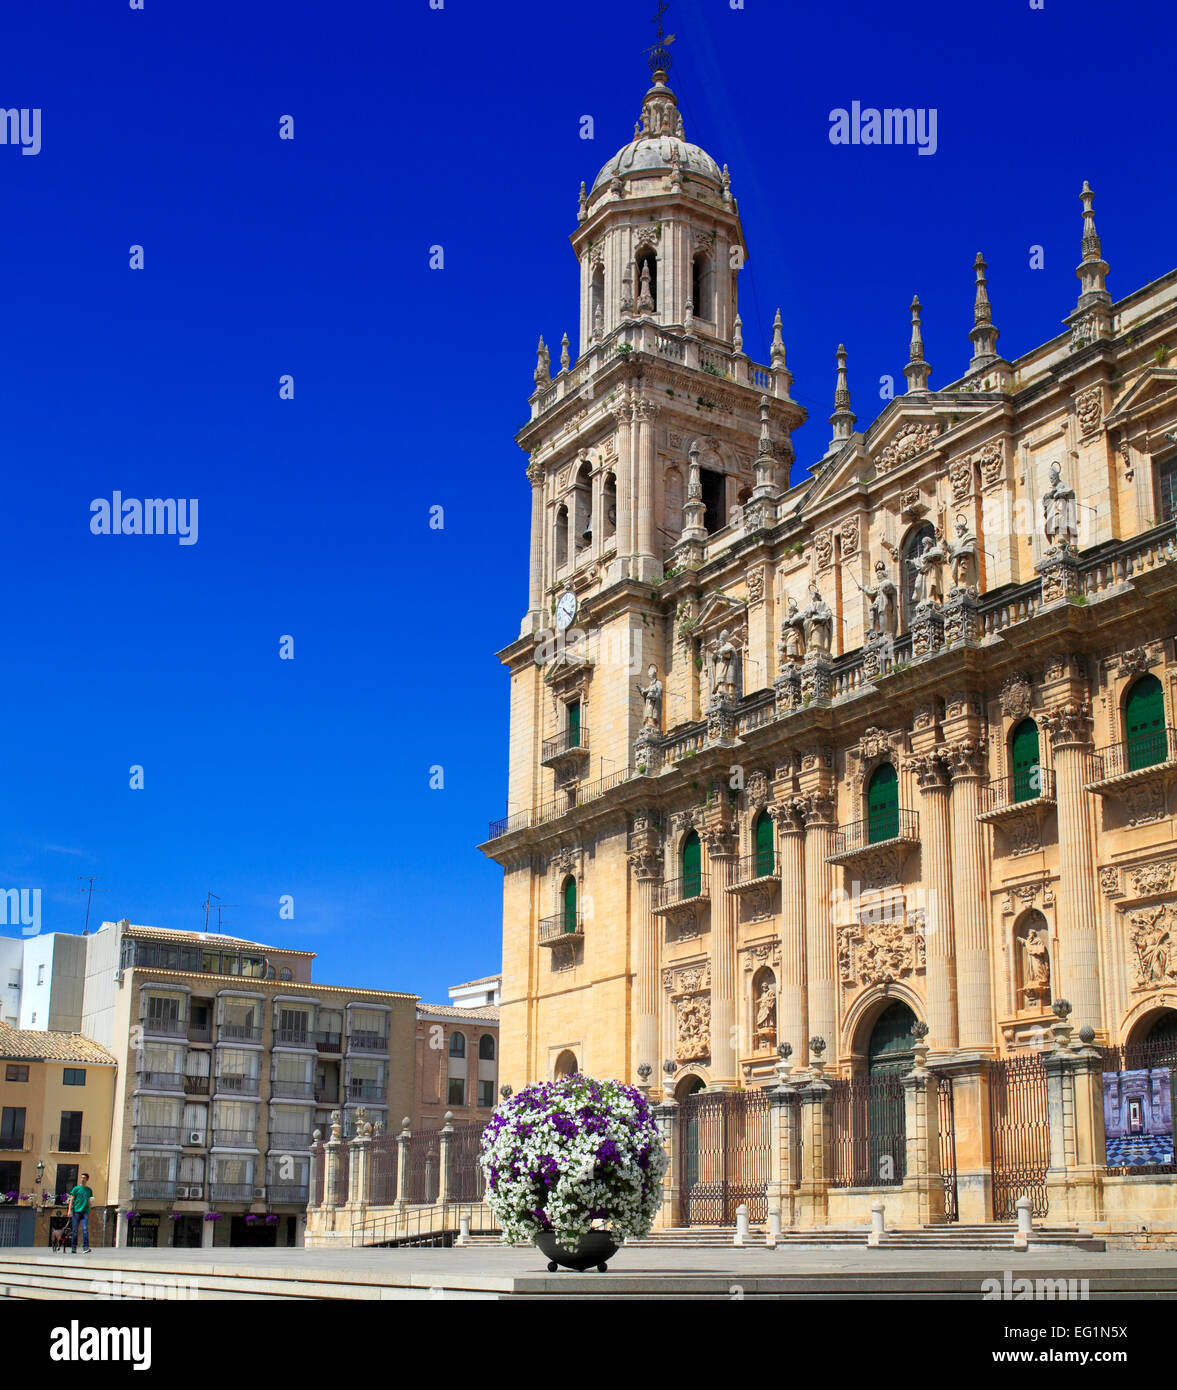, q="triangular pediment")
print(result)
[867,409,946,477]
[694,590,746,635]
[1105,366,1177,428]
